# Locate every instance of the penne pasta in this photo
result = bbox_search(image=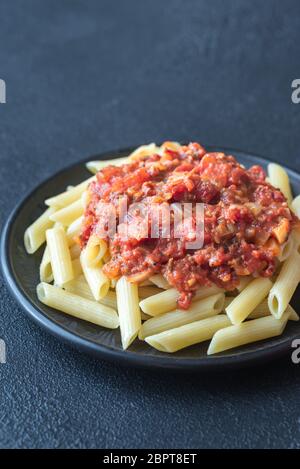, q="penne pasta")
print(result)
[226,277,273,324]
[66,216,83,245]
[85,234,107,267]
[224,297,299,321]
[139,293,225,339]
[64,275,117,309]
[145,314,231,353]
[138,286,163,299]
[71,258,83,278]
[268,247,300,318]
[85,156,129,174]
[80,249,110,300]
[69,243,81,260]
[39,245,53,283]
[50,198,83,227]
[81,189,91,209]
[46,226,74,286]
[249,301,299,321]
[128,143,159,161]
[267,163,293,205]
[24,142,300,357]
[139,285,223,317]
[116,276,142,349]
[24,206,56,254]
[160,141,181,152]
[37,283,119,329]
[207,310,291,355]
[149,274,170,289]
[45,176,95,208]
[63,274,95,300]
[291,194,300,217]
